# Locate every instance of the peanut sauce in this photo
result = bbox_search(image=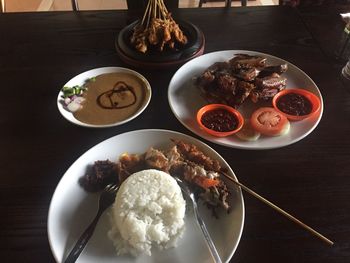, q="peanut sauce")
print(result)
[201,109,238,132]
[74,72,147,125]
[276,93,312,116]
